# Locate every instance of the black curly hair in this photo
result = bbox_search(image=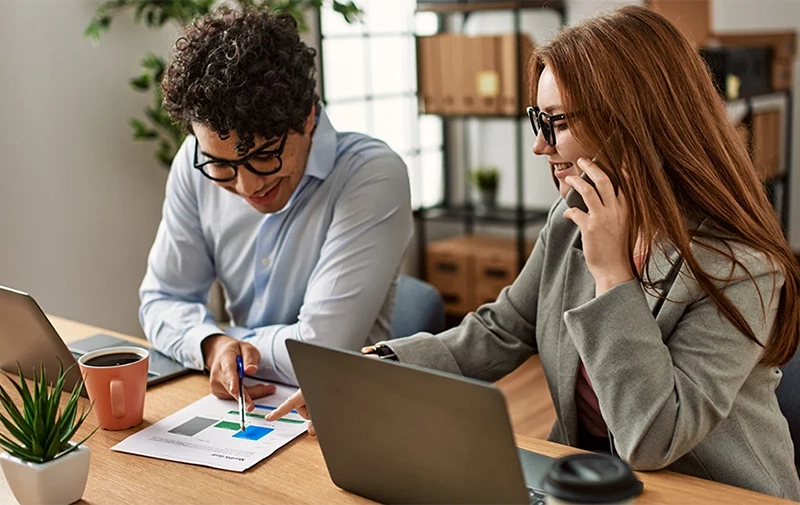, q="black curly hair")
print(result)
[162,6,319,155]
